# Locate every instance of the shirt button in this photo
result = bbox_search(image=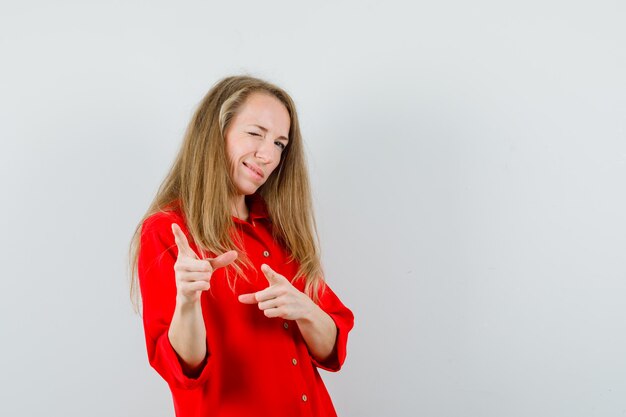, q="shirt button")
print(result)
[292,358,298,365]
[283,322,289,329]
[263,250,270,257]
[302,394,308,402]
